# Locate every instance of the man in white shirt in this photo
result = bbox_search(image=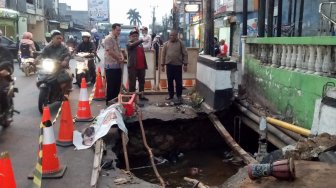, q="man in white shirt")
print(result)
[140,26,152,50]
